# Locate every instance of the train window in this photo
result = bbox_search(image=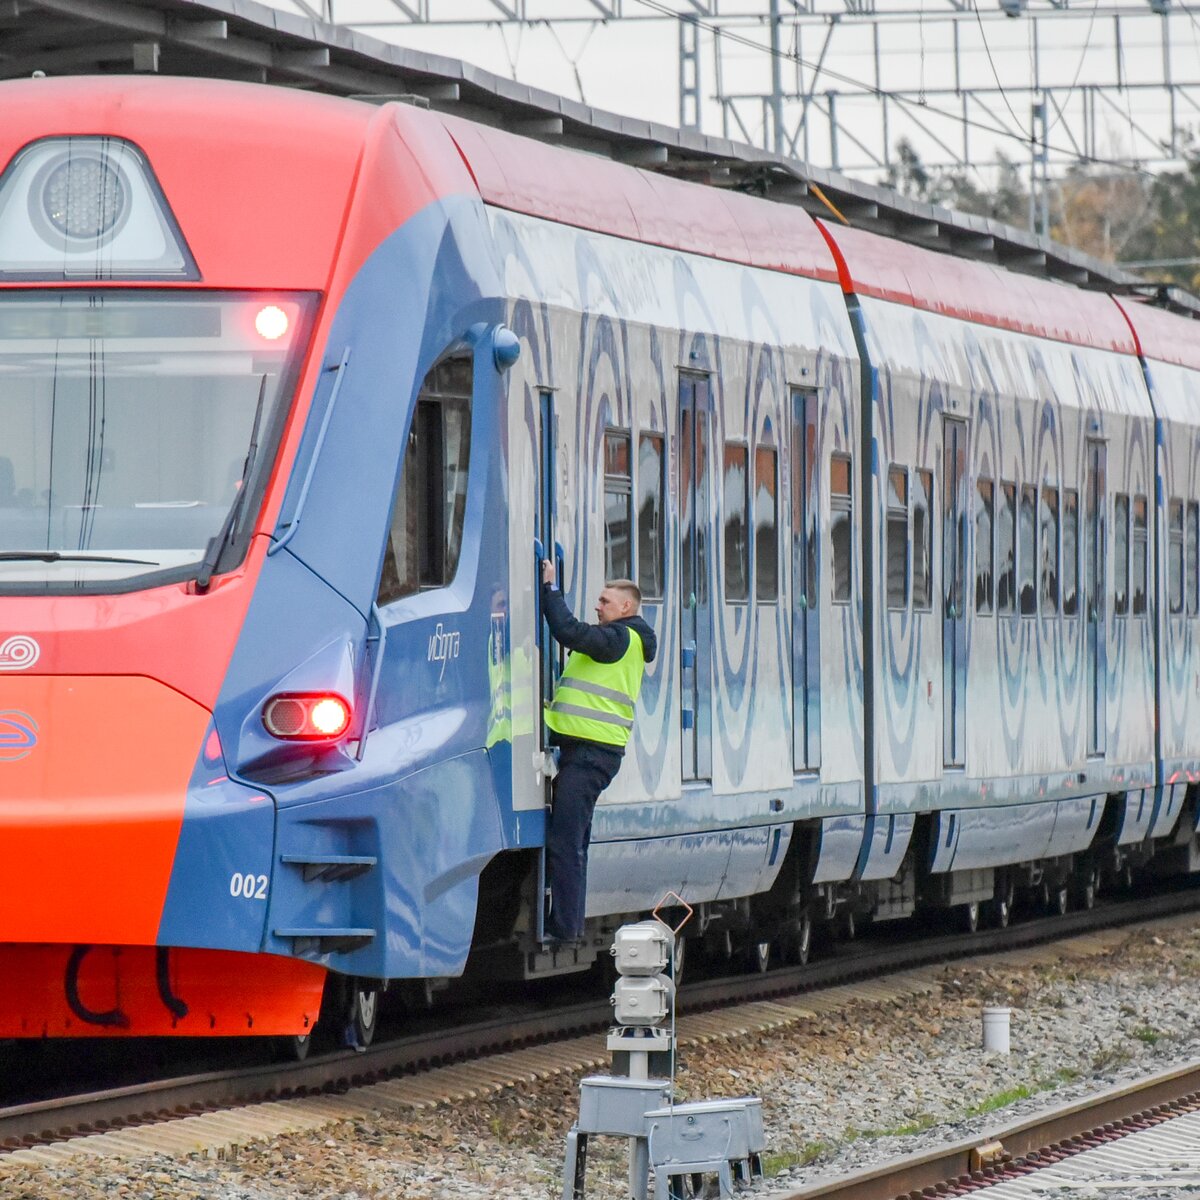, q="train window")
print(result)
[886,465,908,610]
[1189,502,1199,617]
[797,399,819,612]
[1132,494,1148,616]
[377,353,473,604]
[830,452,853,605]
[604,429,633,580]
[754,443,779,602]
[1062,489,1079,617]
[1040,486,1059,614]
[997,482,1017,615]
[723,442,750,602]
[1114,493,1129,617]
[1019,484,1037,616]
[913,468,933,610]
[975,477,994,615]
[637,432,665,601]
[1169,499,1185,615]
